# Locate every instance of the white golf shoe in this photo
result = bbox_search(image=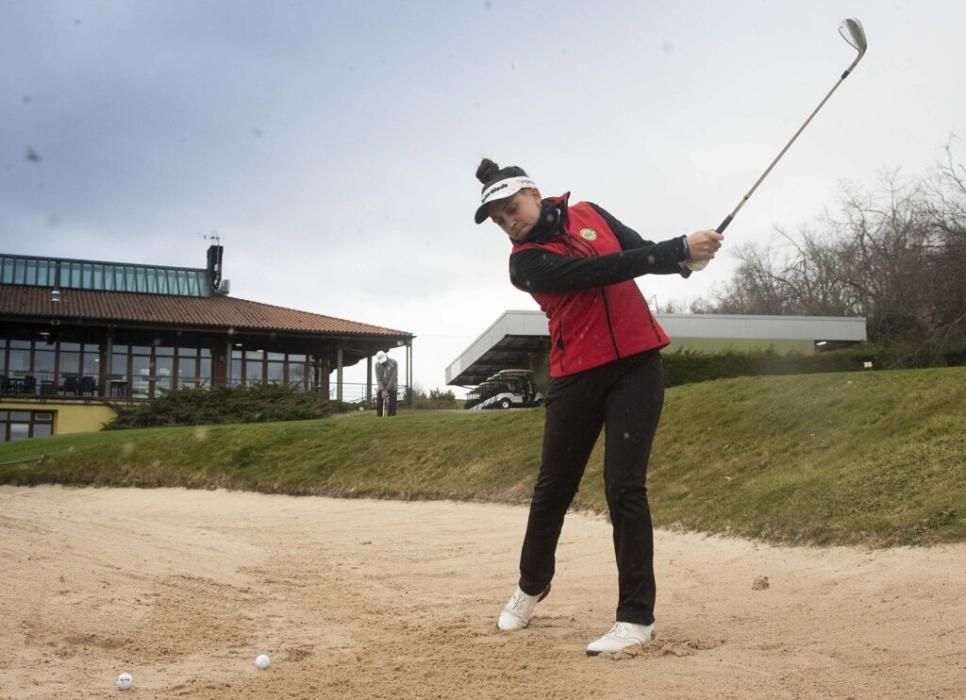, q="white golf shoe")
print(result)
[585,622,656,656]
[496,584,551,631]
